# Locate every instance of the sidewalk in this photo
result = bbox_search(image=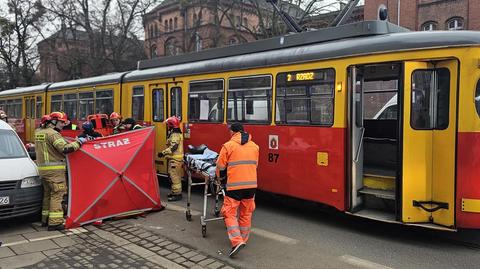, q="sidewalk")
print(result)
[0,220,236,269]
